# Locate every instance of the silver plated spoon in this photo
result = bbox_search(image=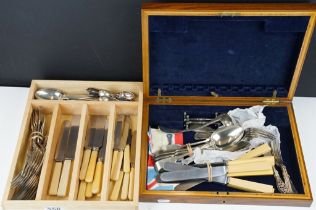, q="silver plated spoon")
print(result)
[35,88,96,101]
